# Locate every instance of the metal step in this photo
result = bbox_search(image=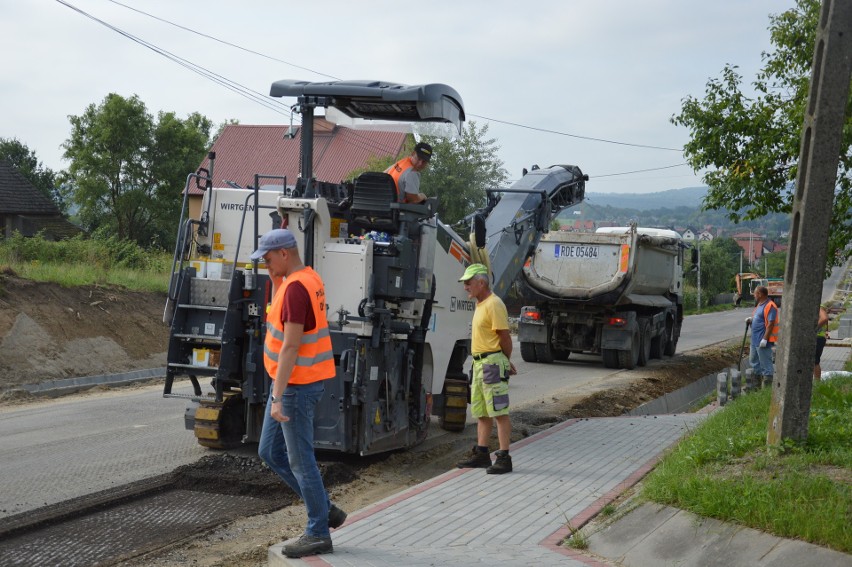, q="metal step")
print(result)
[167,363,219,372]
[163,393,203,401]
[176,304,228,312]
[172,334,224,342]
